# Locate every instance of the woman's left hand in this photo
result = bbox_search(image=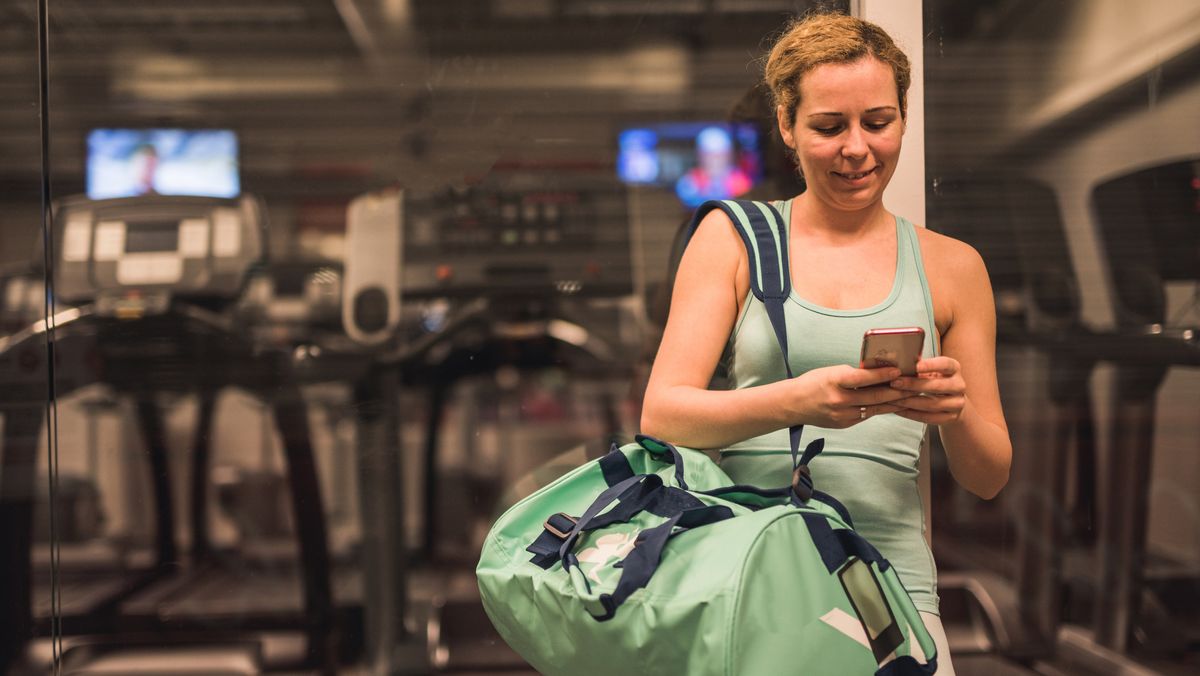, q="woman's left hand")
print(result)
[888,356,966,425]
